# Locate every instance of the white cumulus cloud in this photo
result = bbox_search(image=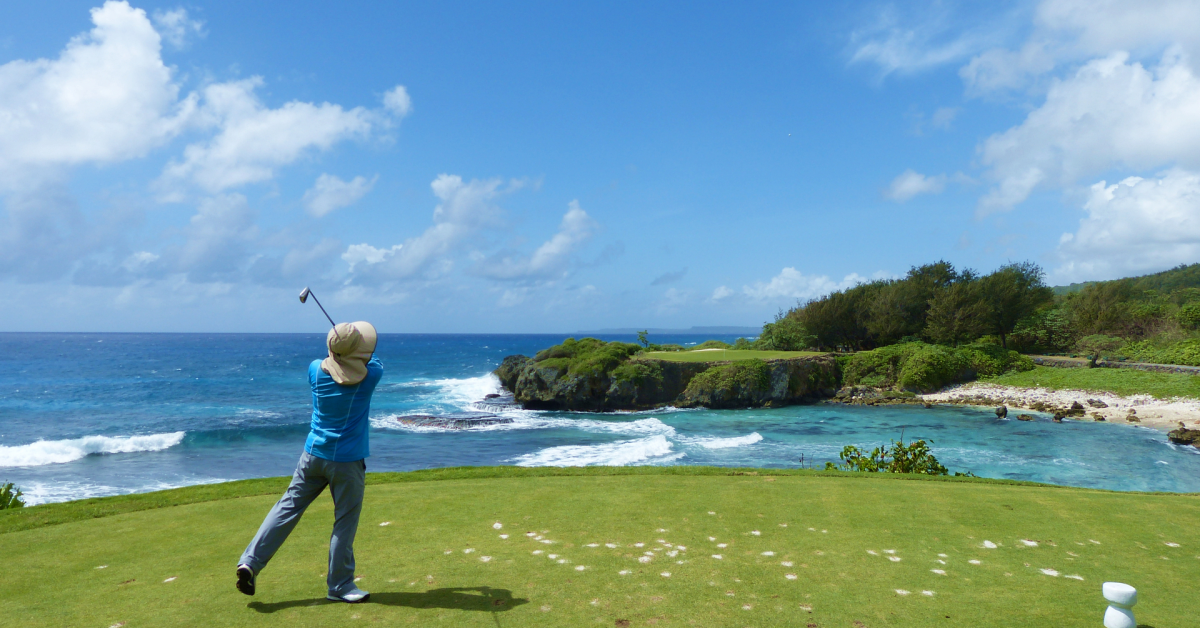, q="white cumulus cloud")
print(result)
[886,169,947,201]
[0,0,196,190]
[303,173,377,217]
[1056,169,1200,281]
[342,243,403,272]
[479,201,597,280]
[151,7,204,49]
[978,49,1200,214]
[383,85,412,117]
[741,268,866,301]
[160,78,376,194]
